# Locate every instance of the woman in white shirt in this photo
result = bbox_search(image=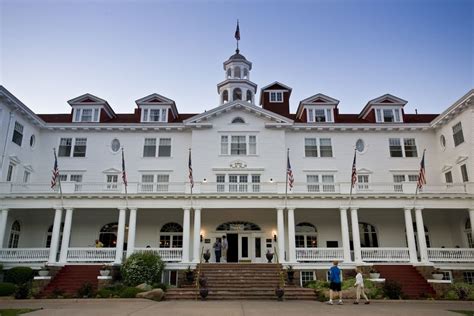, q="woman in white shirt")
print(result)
[354,268,370,304]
